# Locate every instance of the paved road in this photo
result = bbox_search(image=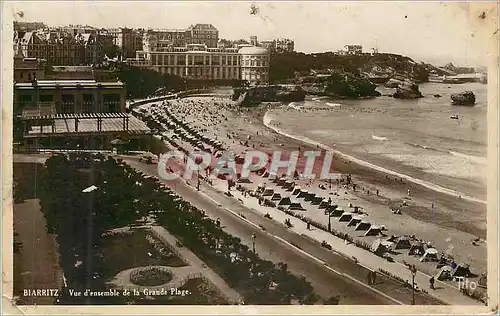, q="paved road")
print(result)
[124,157,443,305]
